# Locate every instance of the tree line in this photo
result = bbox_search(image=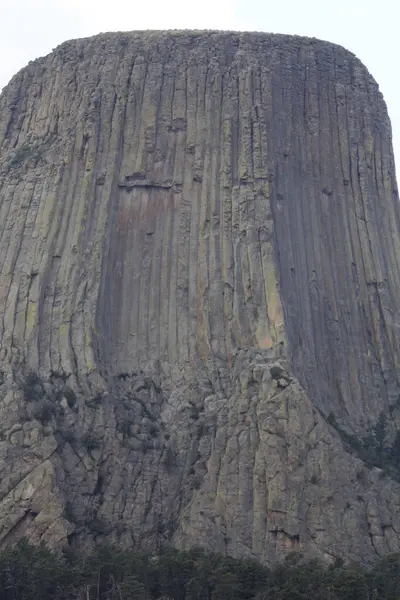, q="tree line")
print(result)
[1,539,400,600]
